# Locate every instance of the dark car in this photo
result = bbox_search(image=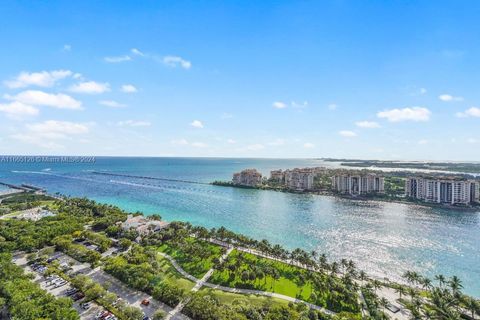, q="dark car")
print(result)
[72,292,85,301]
